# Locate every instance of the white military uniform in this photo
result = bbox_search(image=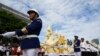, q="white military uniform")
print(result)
[80,42,87,51]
